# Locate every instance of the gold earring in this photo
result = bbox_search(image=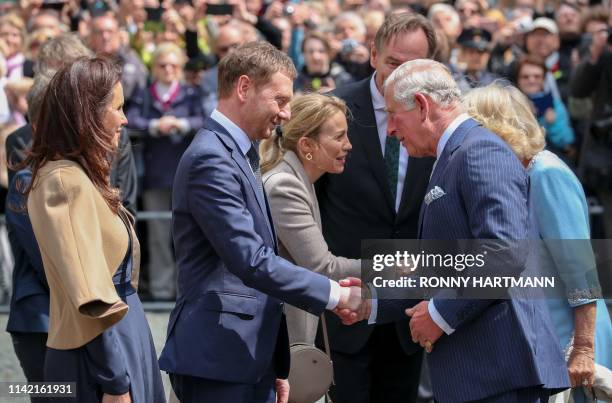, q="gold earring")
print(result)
[305,152,313,161]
